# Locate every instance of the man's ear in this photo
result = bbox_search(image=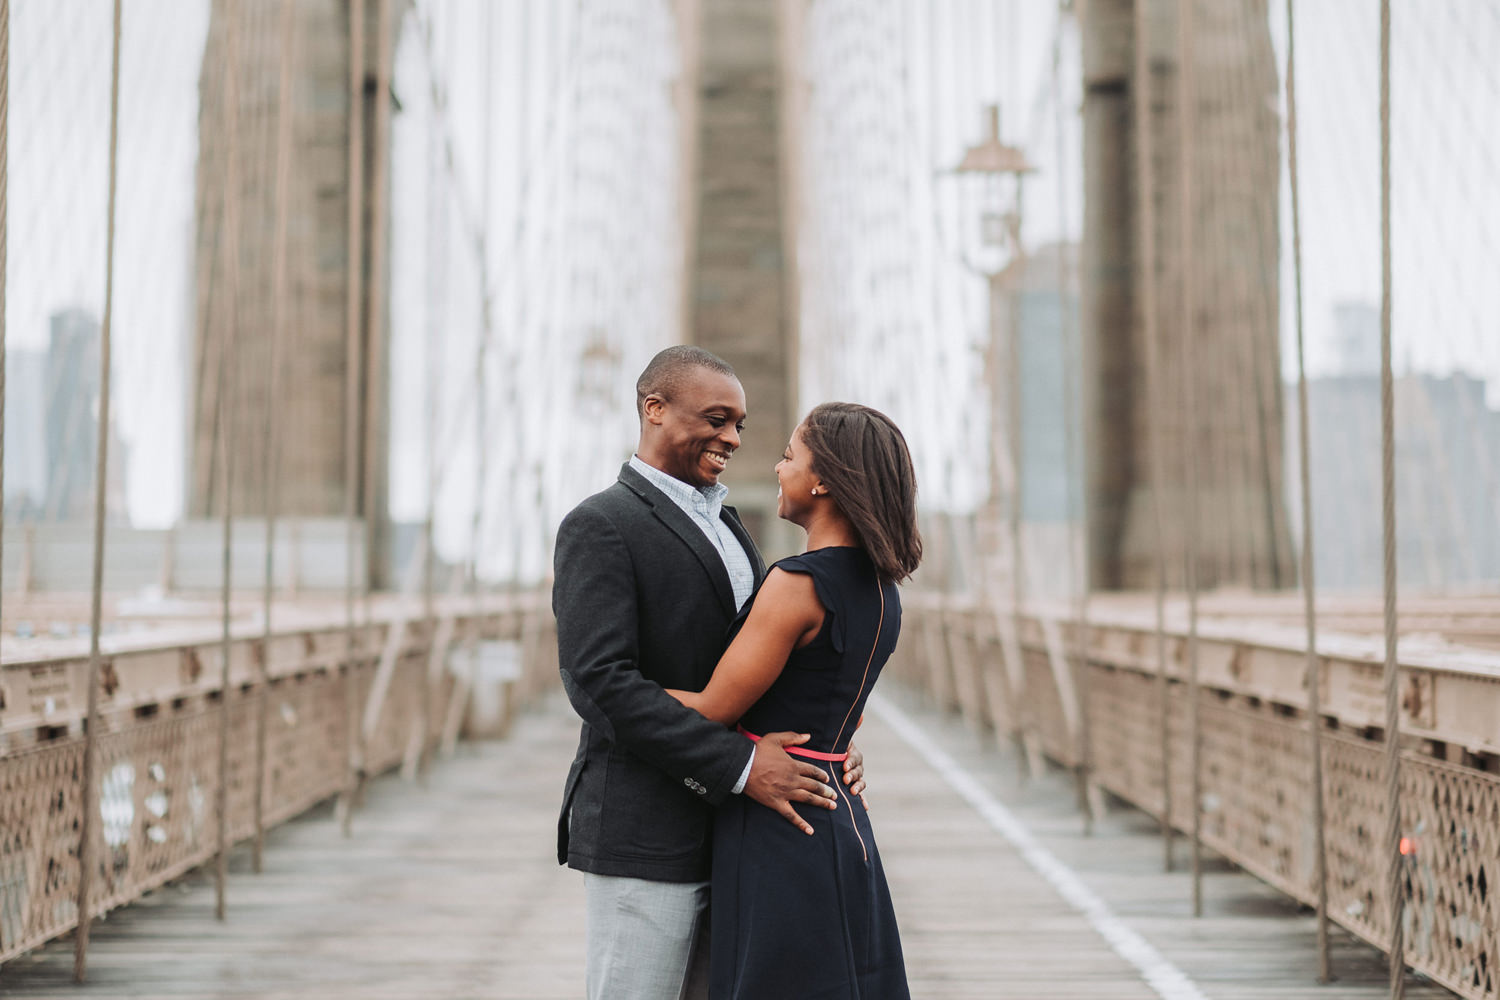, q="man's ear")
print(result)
[642,393,667,425]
